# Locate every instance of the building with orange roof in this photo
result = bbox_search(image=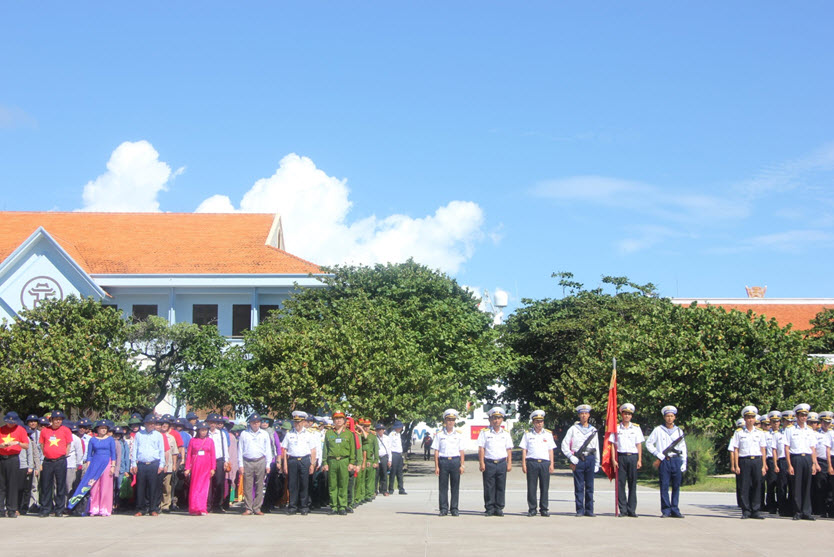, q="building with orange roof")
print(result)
[0,211,324,337]
[670,297,831,332]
